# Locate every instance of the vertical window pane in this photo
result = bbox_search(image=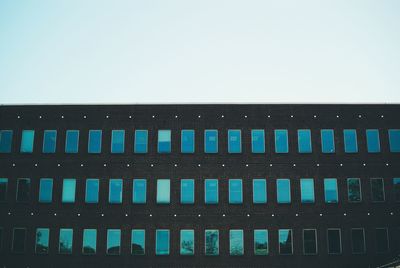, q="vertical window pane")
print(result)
[303,229,317,255]
[59,228,73,254]
[65,130,79,153]
[344,129,358,153]
[155,230,170,255]
[205,230,219,256]
[277,179,291,204]
[205,179,218,204]
[254,230,268,255]
[82,229,97,254]
[327,229,342,254]
[134,130,148,153]
[180,229,194,255]
[371,178,385,202]
[298,129,312,153]
[85,179,99,203]
[351,228,365,254]
[107,229,121,255]
[300,178,315,203]
[251,129,265,153]
[39,178,53,203]
[253,179,267,204]
[88,130,102,153]
[0,227,2,251]
[20,130,34,153]
[62,179,76,203]
[157,179,170,204]
[389,129,400,152]
[181,179,194,204]
[35,228,49,254]
[109,179,123,204]
[0,130,13,153]
[133,179,147,204]
[42,130,57,153]
[204,129,218,153]
[321,129,335,153]
[131,229,145,255]
[275,129,289,153]
[279,229,293,255]
[366,129,380,153]
[111,130,125,153]
[158,130,171,153]
[181,130,195,153]
[376,228,389,253]
[229,179,242,204]
[0,178,8,202]
[324,178,338,203]
[347,178,362,202]
[12,228,26,253]
[229,230,244,256]
[228,129,242,153]
[393,178,400,202]
[16,178,30,203]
